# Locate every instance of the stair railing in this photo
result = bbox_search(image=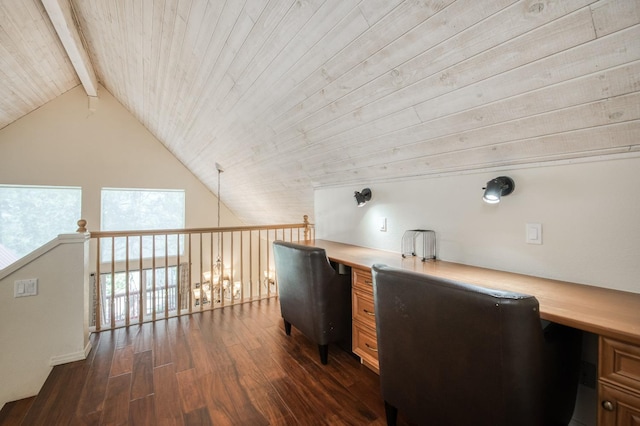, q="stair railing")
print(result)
[87,216,313,330]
